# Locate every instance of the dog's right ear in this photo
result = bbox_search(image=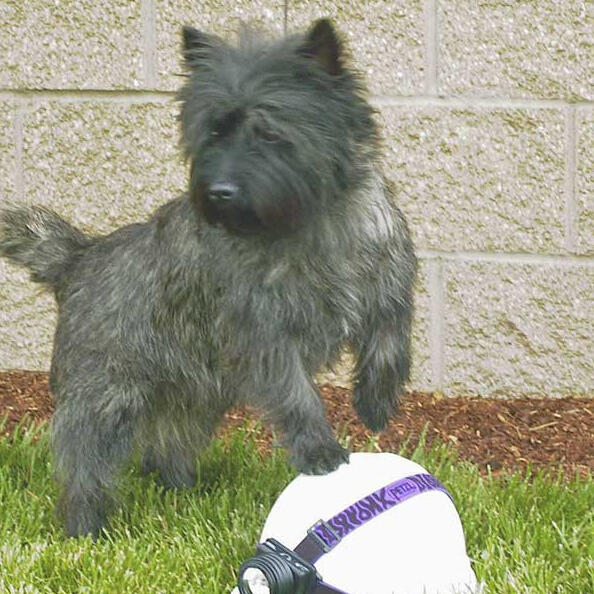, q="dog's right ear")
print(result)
[298,19,343,76]
[181,26,221,70]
